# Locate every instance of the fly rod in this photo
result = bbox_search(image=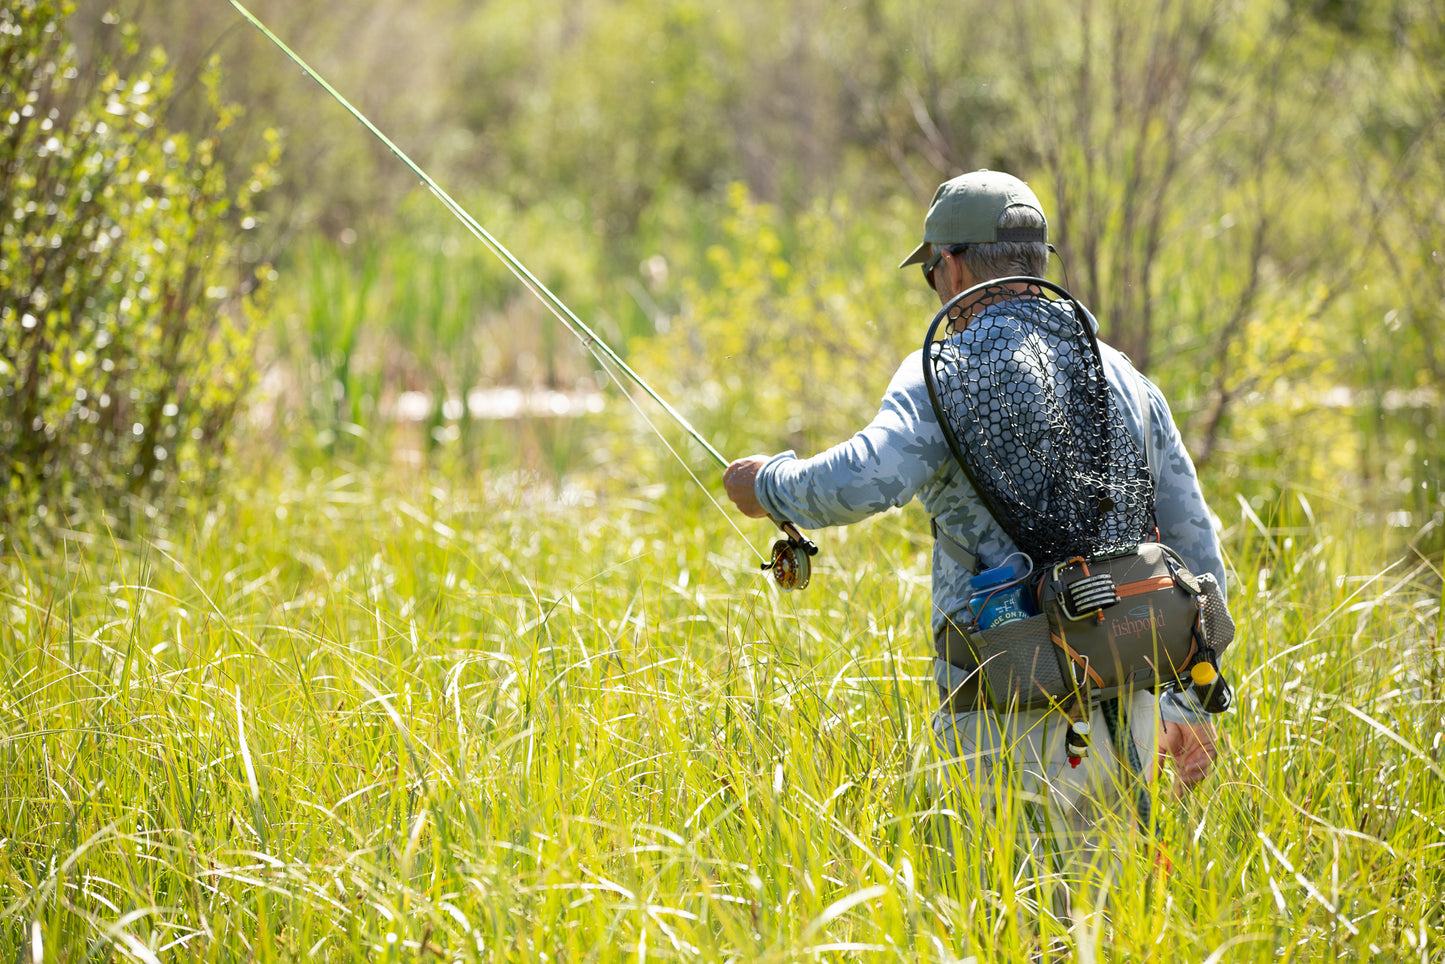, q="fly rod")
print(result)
[229,0,819,589]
